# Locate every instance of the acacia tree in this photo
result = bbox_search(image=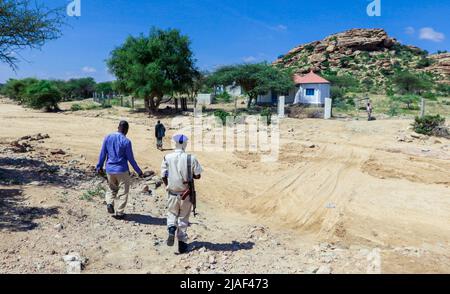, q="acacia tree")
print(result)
[0,0,64,69]
[208,63,293,108]
[107,28,199,114]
